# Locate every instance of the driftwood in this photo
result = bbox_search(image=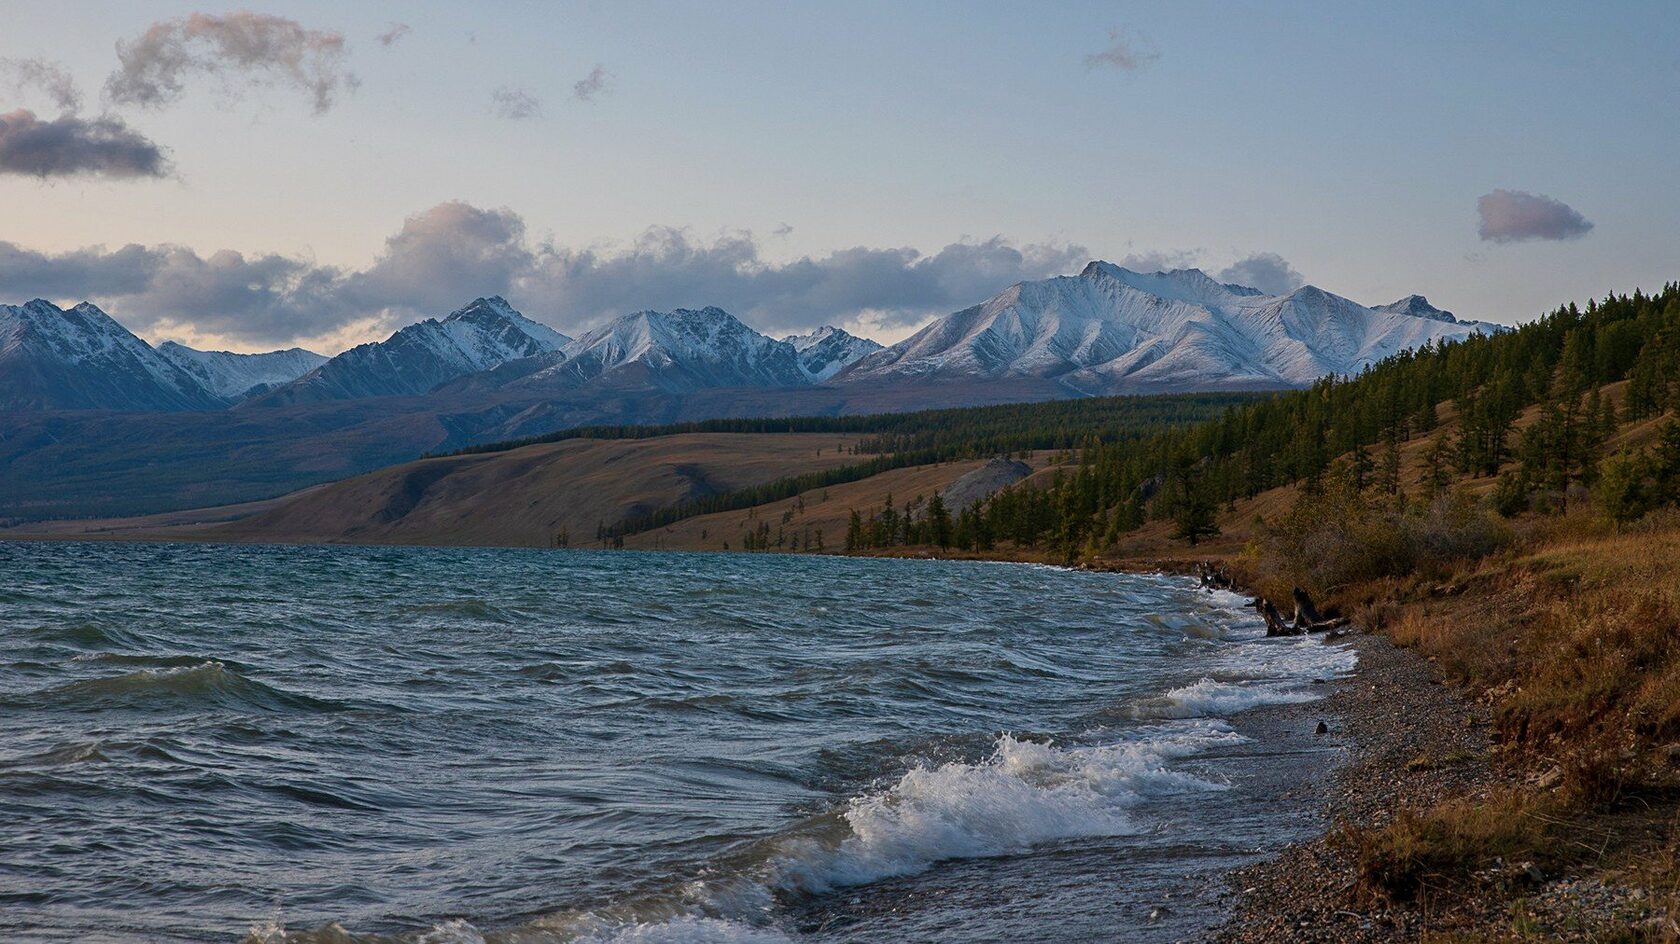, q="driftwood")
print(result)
[1196,561,1236,592]
[1291,586,1351,634]
[1253,596,1301,637]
